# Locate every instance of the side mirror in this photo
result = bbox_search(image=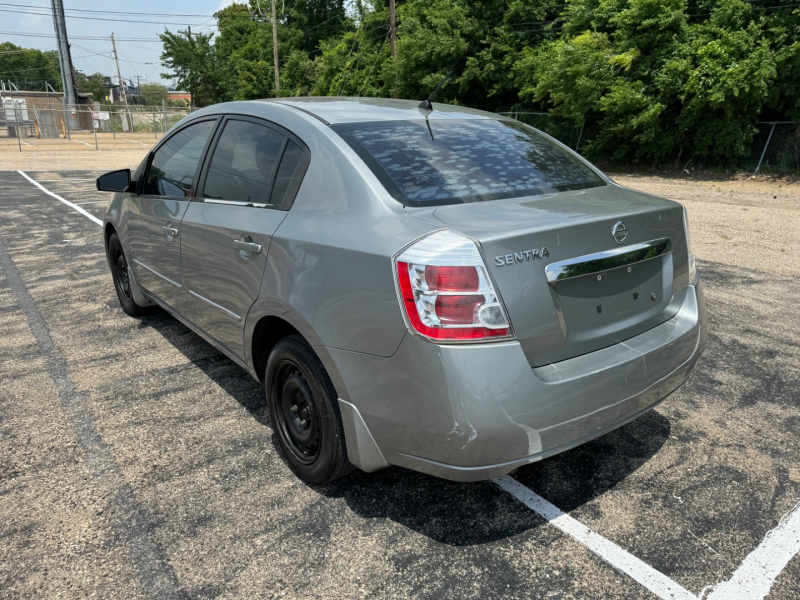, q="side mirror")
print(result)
[97,169,132,193]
